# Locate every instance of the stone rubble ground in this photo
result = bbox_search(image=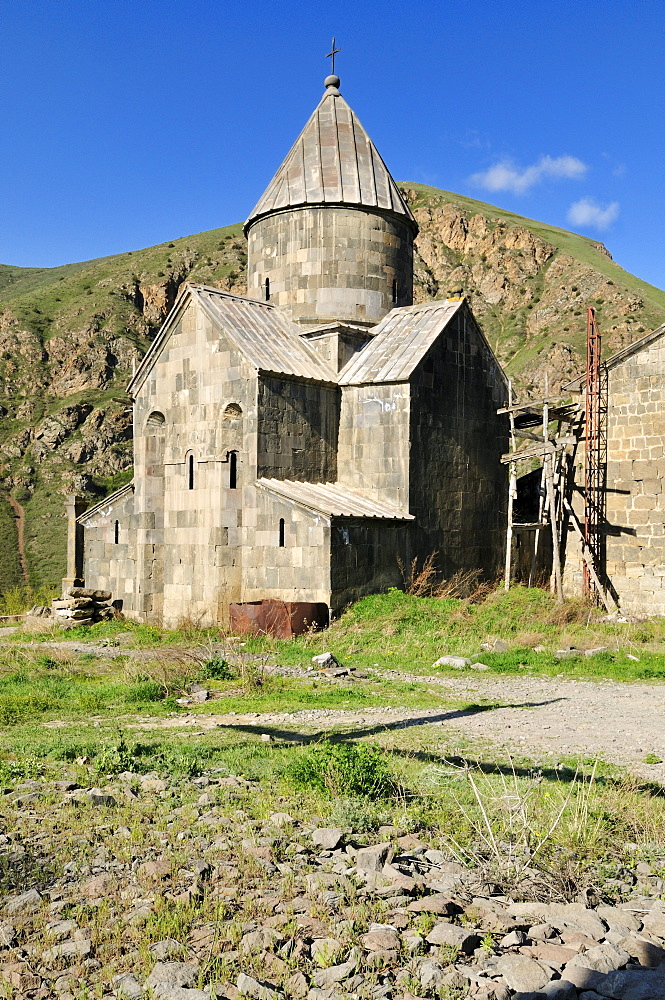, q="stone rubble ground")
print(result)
[3,770,665,1000]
